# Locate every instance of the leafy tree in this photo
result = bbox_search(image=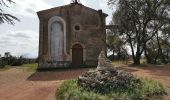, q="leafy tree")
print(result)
[108,0,170,64]
[107,30,128,61]
[145,26,170,64]
[0,54,3,68]
[4,52,10,58]
[2,52,23,66]
[3,52,12,65]
[0,0,20,24]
